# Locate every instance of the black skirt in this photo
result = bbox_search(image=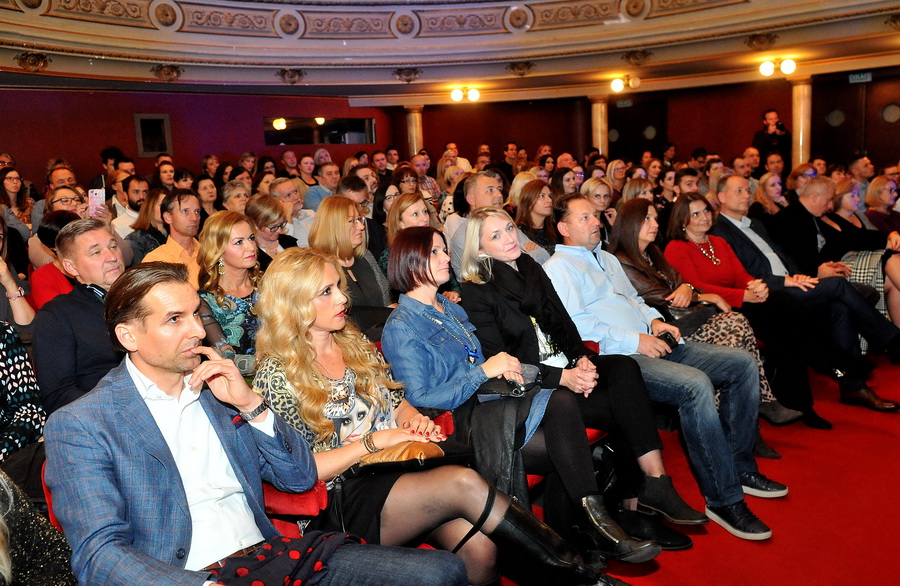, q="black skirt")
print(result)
[310,471,404,544]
